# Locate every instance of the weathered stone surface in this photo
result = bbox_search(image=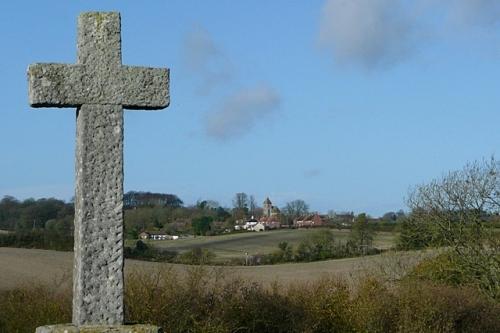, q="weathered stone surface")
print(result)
[28,64,168,109]
[28,11,170,327]
[74,104,124,325]
[28,12,168,110]
[35,324,163,333]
